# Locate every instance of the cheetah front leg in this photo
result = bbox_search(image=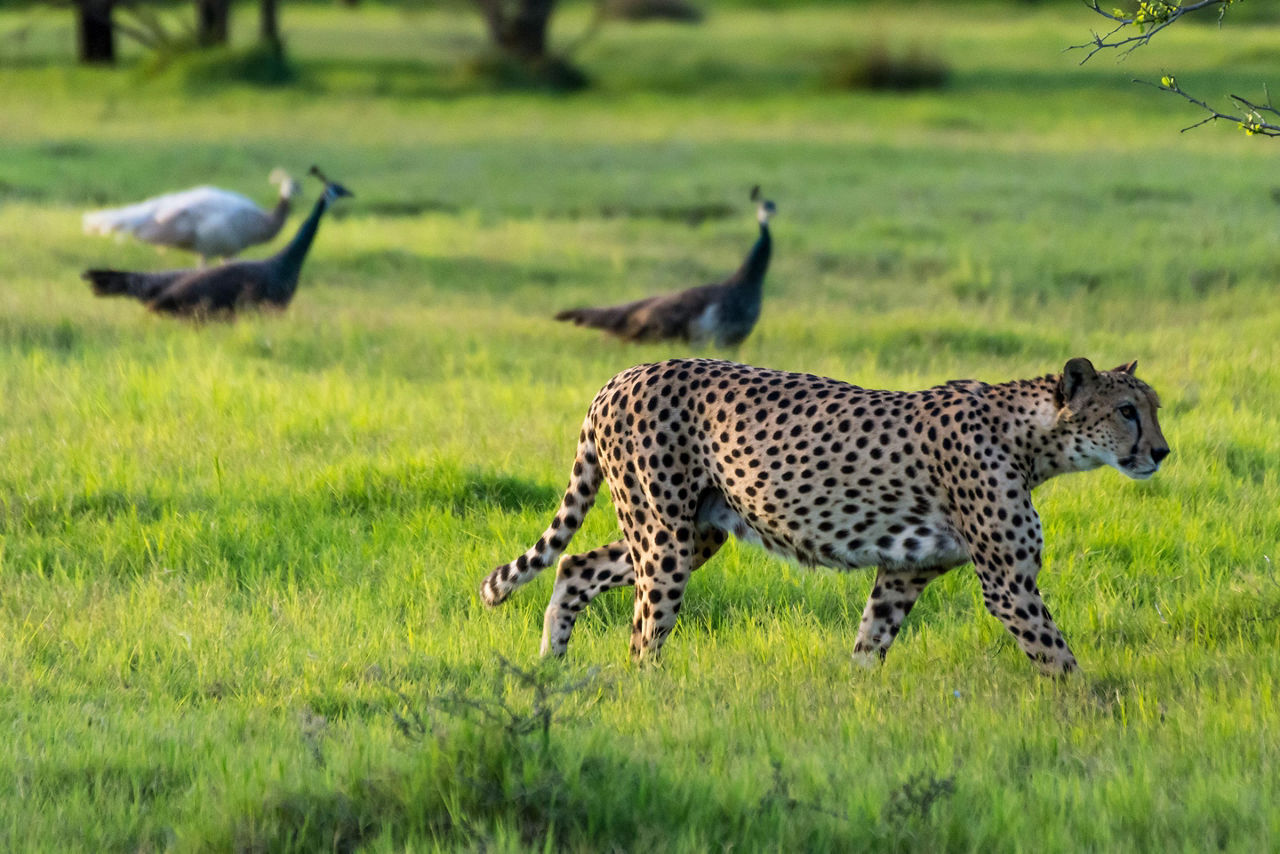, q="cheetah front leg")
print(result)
[852,566,948,667]
[954,499,1079,676]
[974,560,1078,676]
